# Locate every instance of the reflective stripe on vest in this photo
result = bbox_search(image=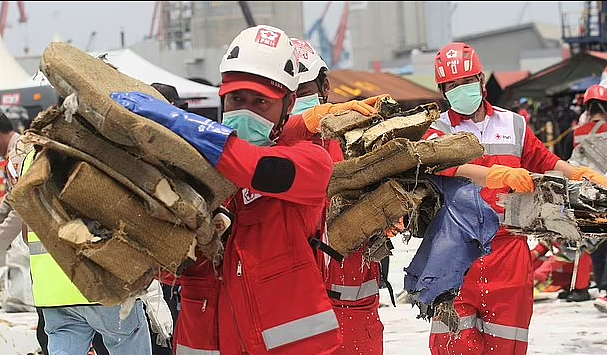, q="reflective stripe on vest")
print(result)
[262,309,339,350]
[431,111,526,158]
[430,315,528,342]
[330,279,379,301]
[176,345,220,355]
